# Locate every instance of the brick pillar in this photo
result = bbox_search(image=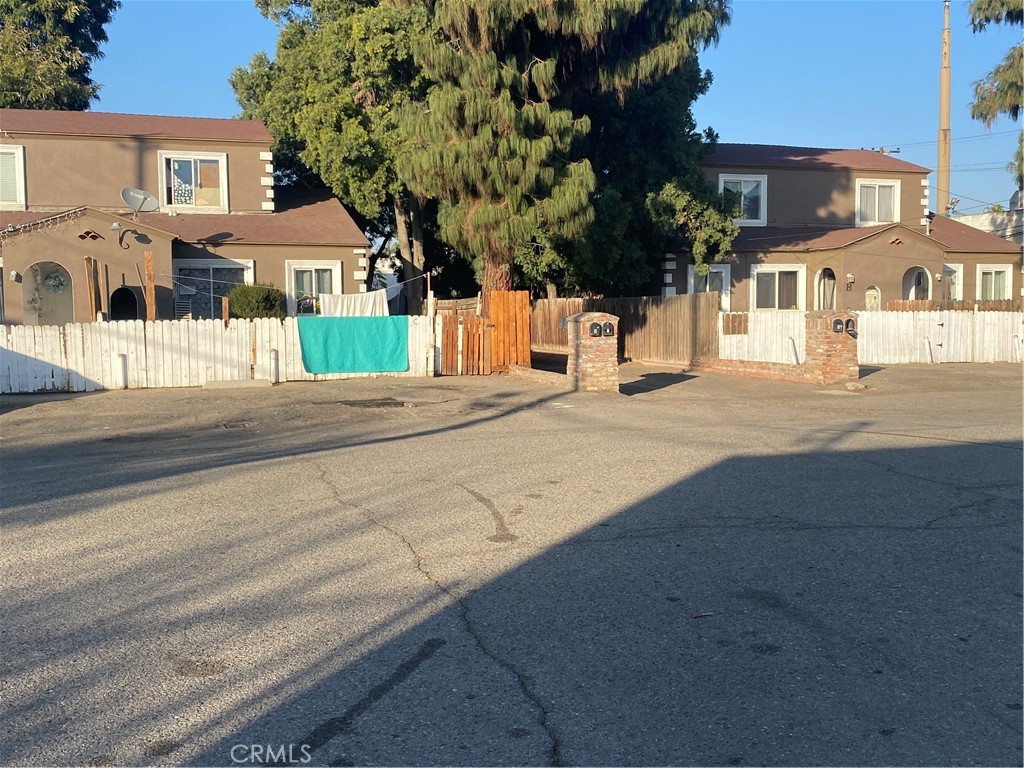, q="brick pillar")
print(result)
[566,312,620,393]
[804,311,860,385]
